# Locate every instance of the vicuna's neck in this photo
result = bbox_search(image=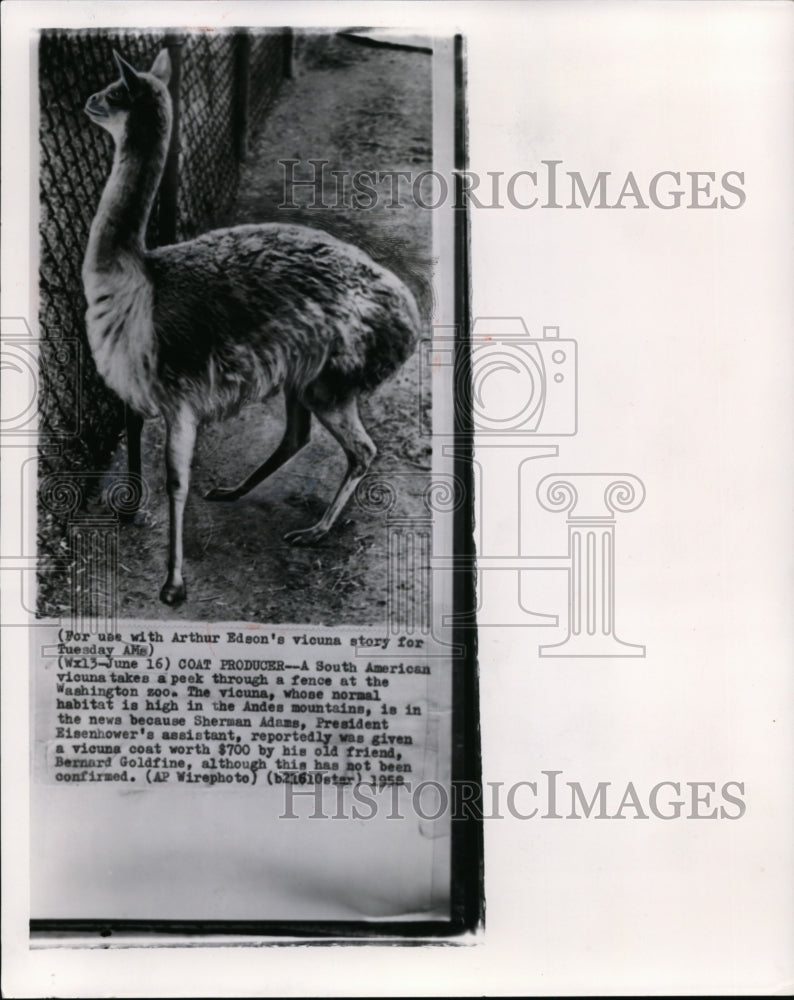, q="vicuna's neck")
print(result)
[86,120,170,268]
